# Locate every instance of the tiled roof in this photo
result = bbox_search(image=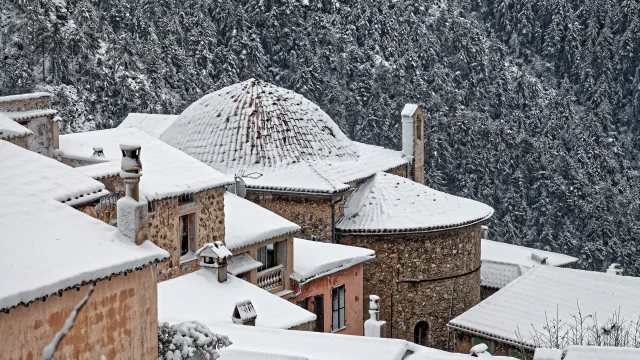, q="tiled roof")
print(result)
[0,113,32,139]
[481,239,578,289]
[118,113,179,139]
[2,109,58,121]
[0,140,107,205]
[59,128,233,201]
[336,172,493,233]
[156,79,408,194]
[449,266,640,348]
